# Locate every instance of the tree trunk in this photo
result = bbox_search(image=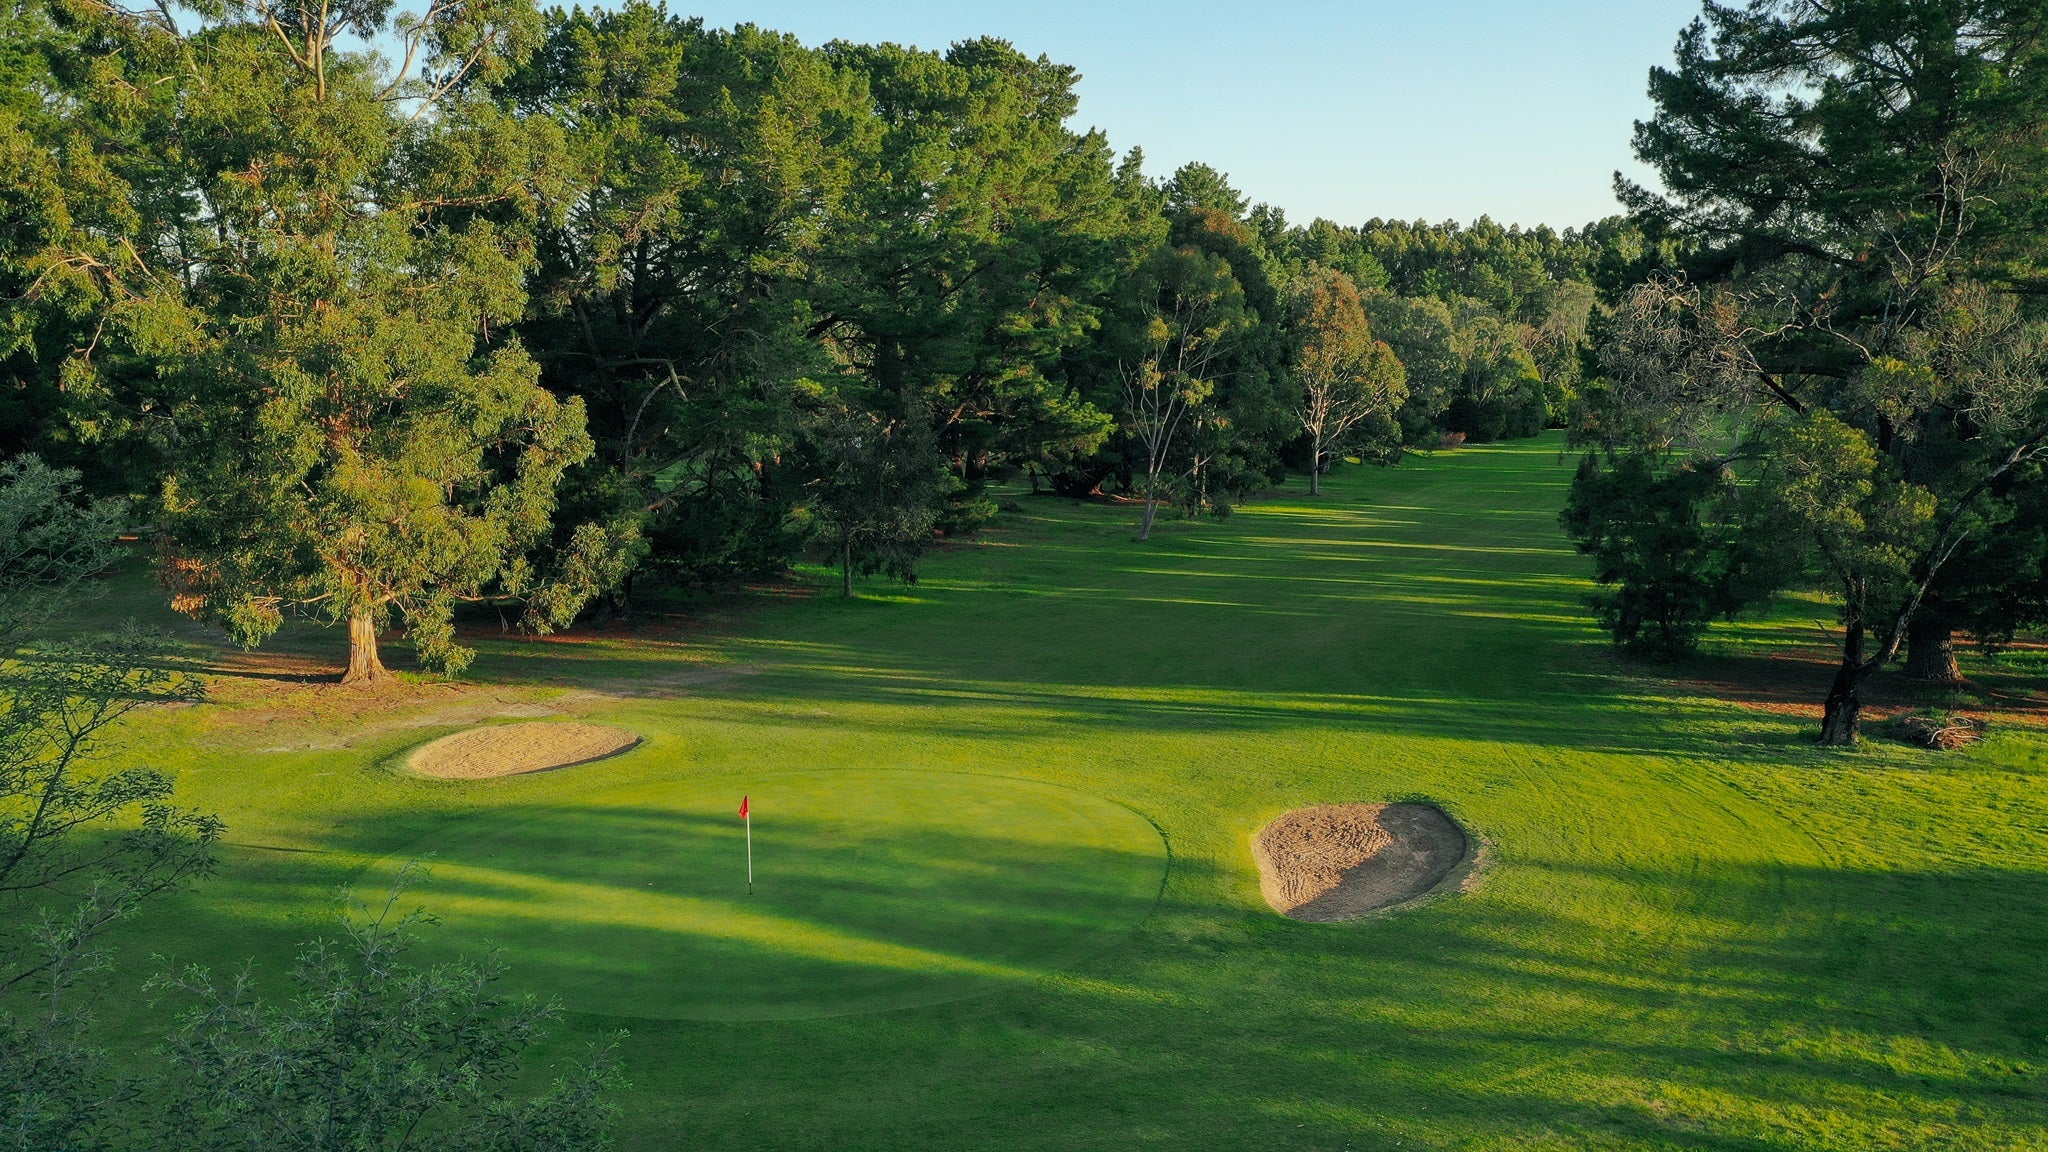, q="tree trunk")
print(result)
[1308,433,1323,496]
[1902,611,1962,683]
[1817,618,1864,746]
[1137,480,1159,541]
[341,607,388,686]
[841,538,854,599]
